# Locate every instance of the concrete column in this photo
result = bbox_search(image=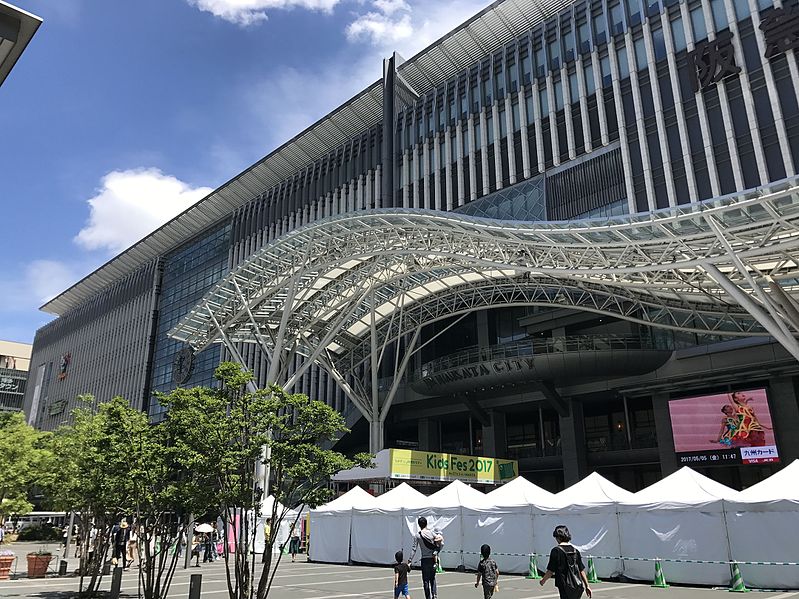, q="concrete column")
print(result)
[483,410,507,459]
[652,391,679,476]
[418,418,440,452]
[769,376,799,462]
[559,400,588,486]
